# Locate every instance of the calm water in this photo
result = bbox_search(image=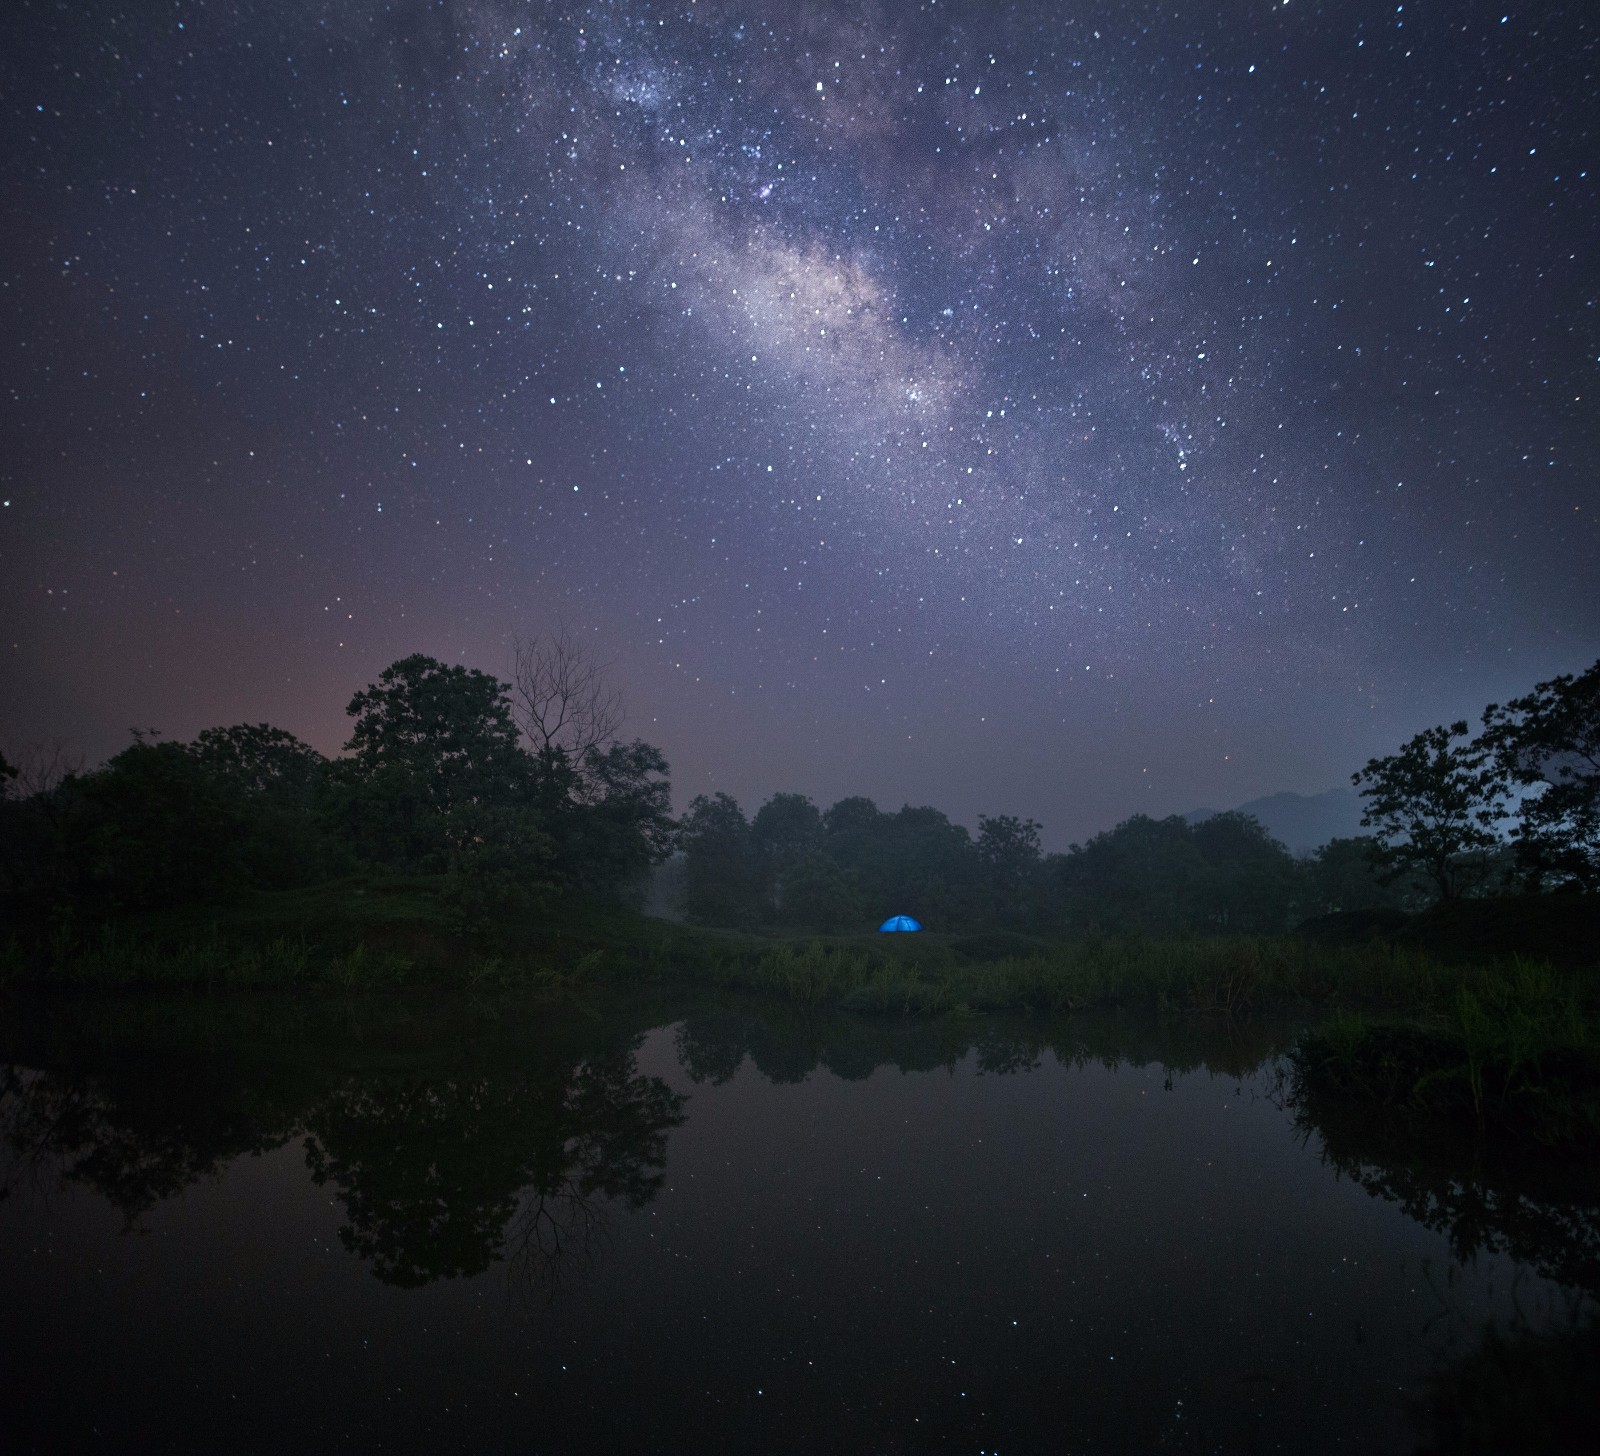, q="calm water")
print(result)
[2,993,1594,1453]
